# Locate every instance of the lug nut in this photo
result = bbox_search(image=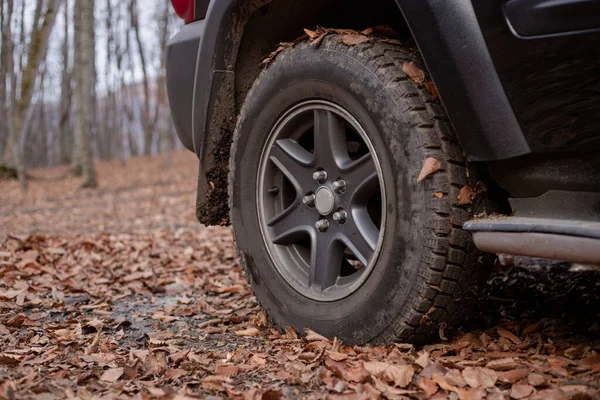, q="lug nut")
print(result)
[333,210,347,224]
[303,194,316,207]
[315,219,330,232]
[332,180,346,194]
[313,170,327,183]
